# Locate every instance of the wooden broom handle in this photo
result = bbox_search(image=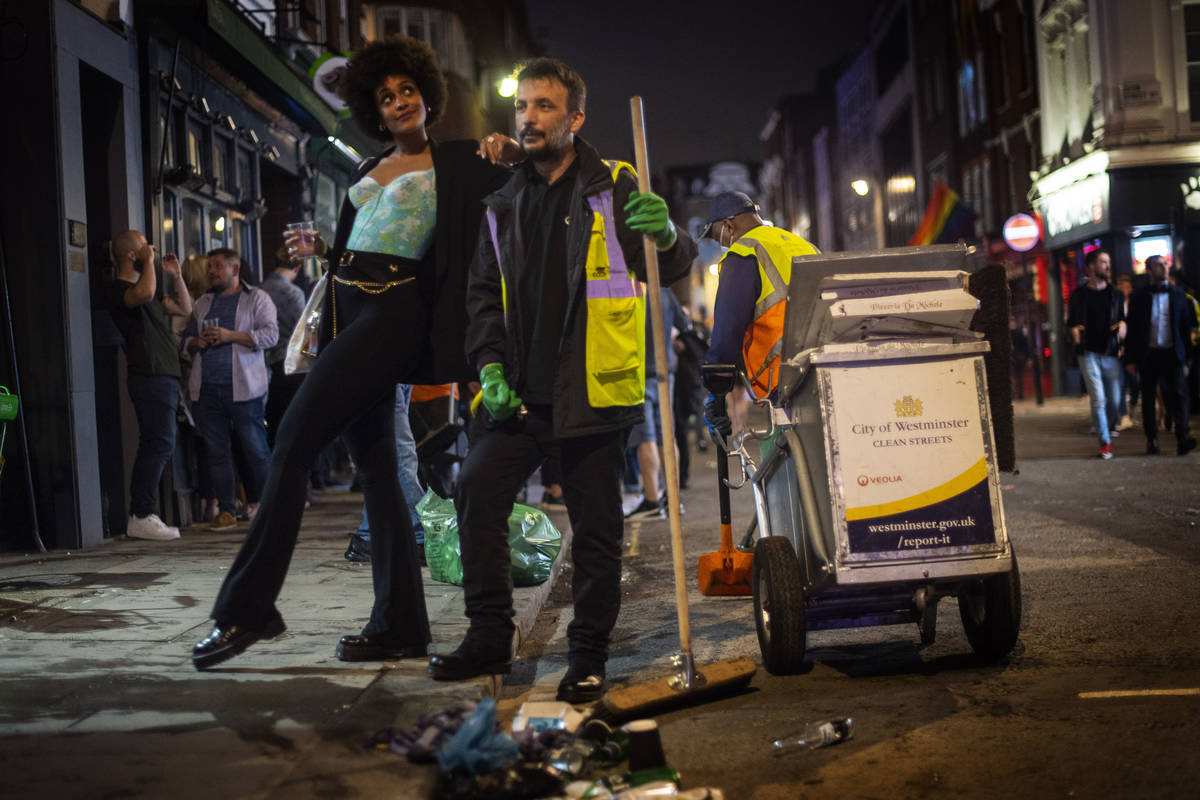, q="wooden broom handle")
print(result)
[630,96,691,657]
